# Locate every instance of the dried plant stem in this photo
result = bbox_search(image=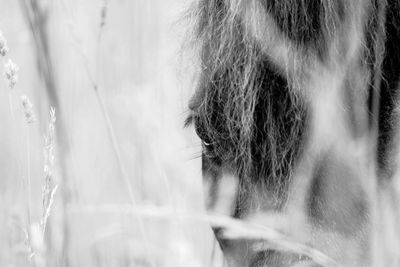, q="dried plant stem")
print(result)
[61,0,136,206]
[26,126,32,215]
[94,6,157,265]
[59,3,156,265]
[90,64,157,267]
[76,43,135,198]
[0,30,36,266]
[94,84,136,202]
[69,204,339,267]
[25,124,36,267]
[18,1,71,266]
